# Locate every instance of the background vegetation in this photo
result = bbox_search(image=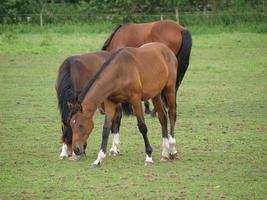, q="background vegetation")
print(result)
[0,0,266,26]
